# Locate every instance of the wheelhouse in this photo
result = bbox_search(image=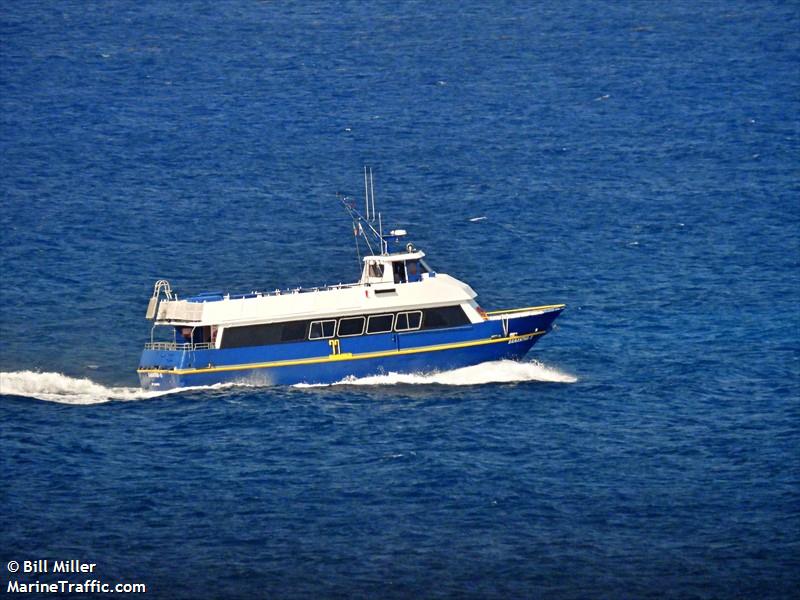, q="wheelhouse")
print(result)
[360,250,433,285]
